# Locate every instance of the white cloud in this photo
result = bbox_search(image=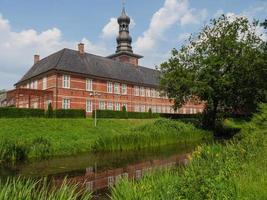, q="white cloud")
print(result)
[101,17,136,39]
[134,0,207,54]
[180,8,208,26]
[0,14,108,89]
